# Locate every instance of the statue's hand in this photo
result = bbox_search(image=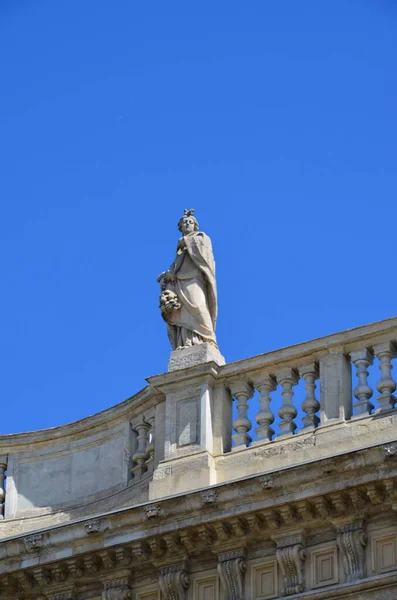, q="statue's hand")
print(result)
[177,237,186,253]
[158,270,175,285]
